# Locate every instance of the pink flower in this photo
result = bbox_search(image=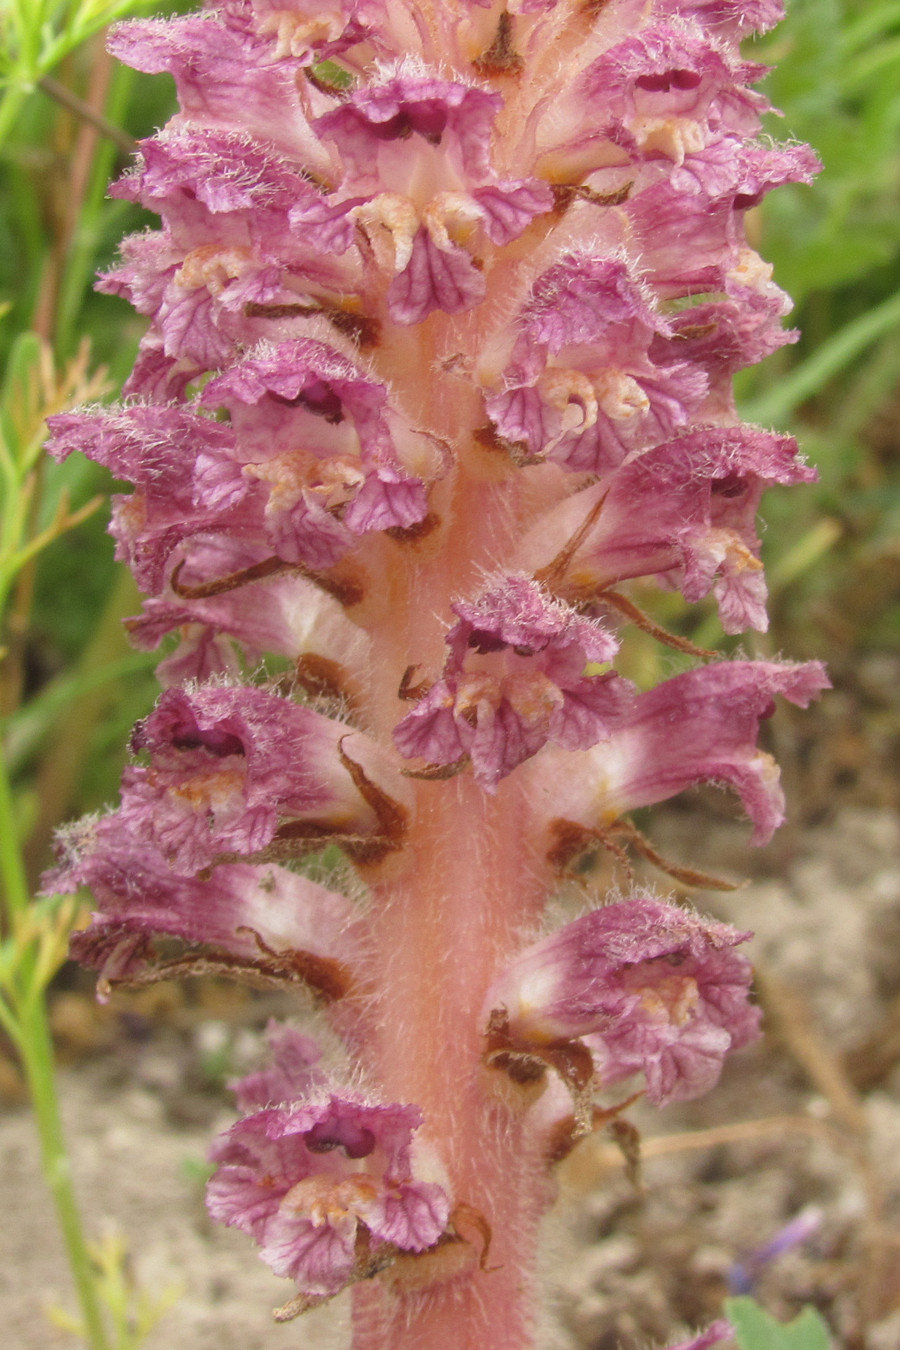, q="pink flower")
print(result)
[517,426,816,632]
[534,660,830,845]
[484,254,706,473]
[108,683,409,873]
[485,893,759,1105]
[52,821,361,998]
[207,1091,451,1297]
[54,0,822,1342]
[394,574,631,789]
